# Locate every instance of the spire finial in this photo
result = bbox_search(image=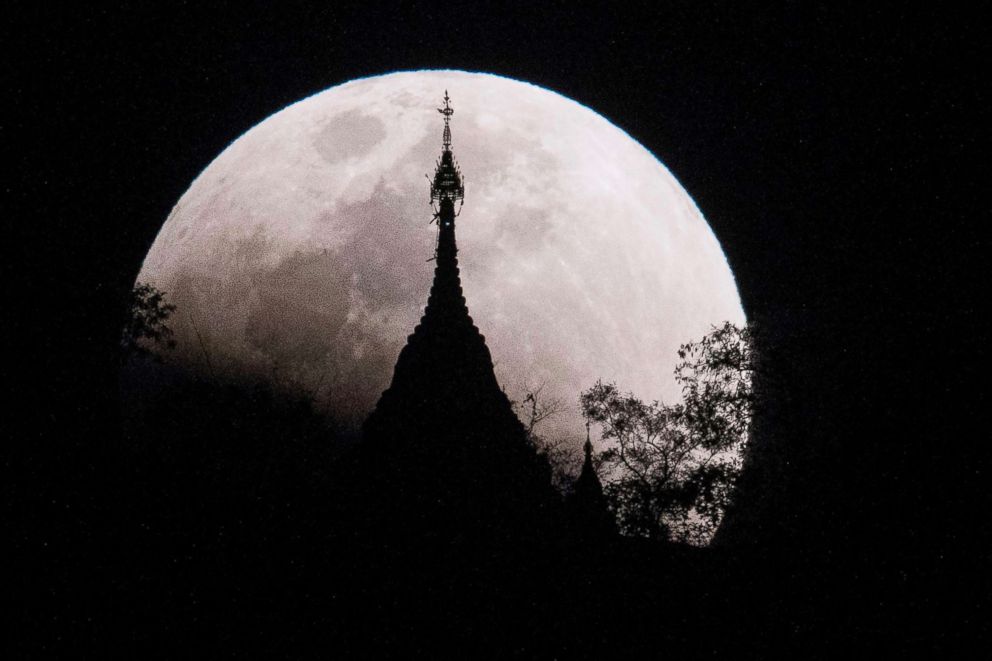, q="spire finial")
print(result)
[430,90,464,209]
[438,90,454,151]
[584,421,593,462]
